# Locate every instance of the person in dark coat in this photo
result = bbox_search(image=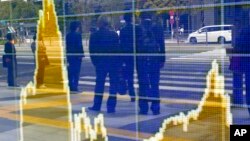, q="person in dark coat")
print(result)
[136,14,166,115]
[229,24,250,114]
[119,13,136,102]
[31,34,37,65]
[88,15,120,113]
[4,33,17,87]
[31,35,36,55]
[66,21,84,92]
[36,35,49,88]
